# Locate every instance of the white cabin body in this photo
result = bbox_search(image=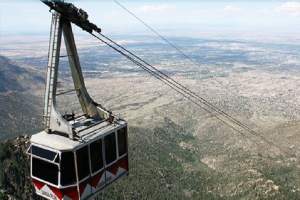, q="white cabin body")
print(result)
[29,116,128,200]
